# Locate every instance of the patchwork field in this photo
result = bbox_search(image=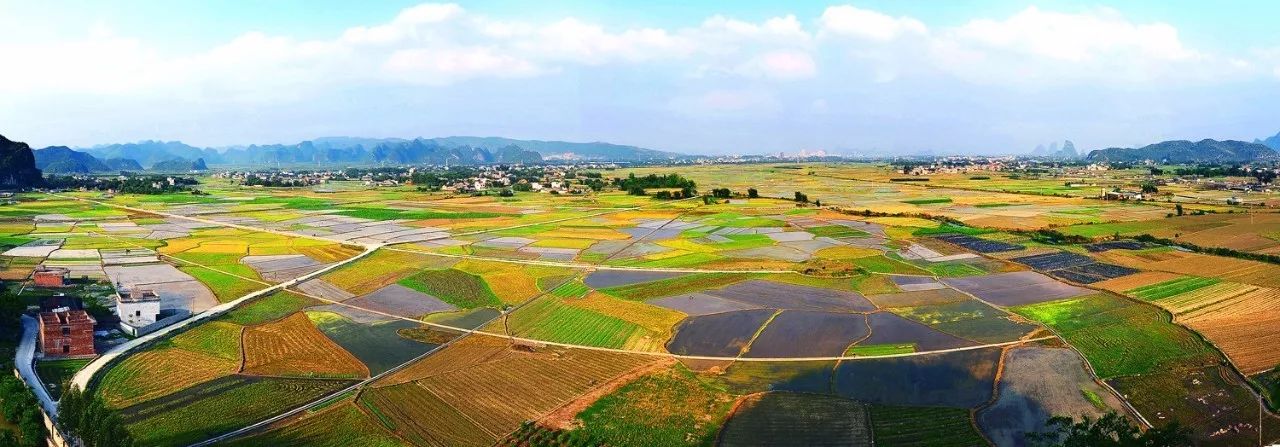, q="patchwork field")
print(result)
[23,169,1278,447]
